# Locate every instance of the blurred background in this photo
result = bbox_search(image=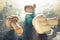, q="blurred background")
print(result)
[0,0,60,40]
